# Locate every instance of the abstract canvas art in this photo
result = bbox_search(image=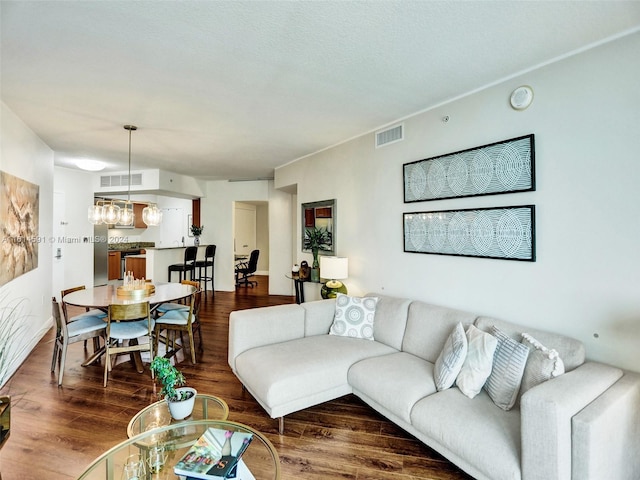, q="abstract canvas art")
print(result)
[404,134,535,202]
[0,171,40,285]
[404,205,535,261]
